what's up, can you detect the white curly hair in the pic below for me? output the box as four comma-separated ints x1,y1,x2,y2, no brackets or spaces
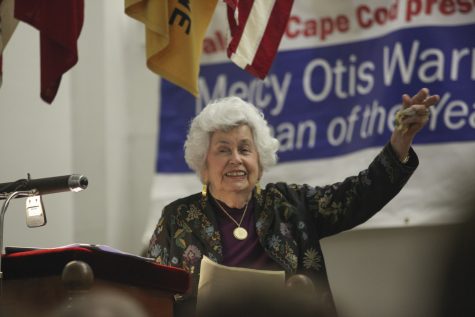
184,97,280,182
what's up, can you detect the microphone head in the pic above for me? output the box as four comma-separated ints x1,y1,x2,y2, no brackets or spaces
69,175,88,192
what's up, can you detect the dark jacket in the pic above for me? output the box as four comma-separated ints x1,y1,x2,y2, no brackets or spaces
146,143,418,311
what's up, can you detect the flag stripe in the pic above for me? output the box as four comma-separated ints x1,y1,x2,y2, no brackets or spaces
226,0,253,62
229,0,276,70
245,0,293,78
226,0,293,79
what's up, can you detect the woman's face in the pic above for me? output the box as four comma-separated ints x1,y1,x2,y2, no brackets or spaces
203,125,261,200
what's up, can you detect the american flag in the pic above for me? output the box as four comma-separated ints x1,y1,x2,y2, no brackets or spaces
225,0,294,79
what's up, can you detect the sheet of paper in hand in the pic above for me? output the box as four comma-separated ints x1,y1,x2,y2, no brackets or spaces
197,256,285,309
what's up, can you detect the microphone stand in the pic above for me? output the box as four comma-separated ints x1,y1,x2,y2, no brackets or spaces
0,190,37,295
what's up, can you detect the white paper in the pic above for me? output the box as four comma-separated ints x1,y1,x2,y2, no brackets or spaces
197,256,285,309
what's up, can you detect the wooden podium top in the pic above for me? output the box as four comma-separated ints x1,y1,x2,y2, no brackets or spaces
2,246,190,294
1,246,190,317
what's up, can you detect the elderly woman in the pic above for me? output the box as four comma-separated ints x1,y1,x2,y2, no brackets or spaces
146,88,439,315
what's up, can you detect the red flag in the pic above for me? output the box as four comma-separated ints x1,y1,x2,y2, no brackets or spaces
225,0,294,79
15,0,84,104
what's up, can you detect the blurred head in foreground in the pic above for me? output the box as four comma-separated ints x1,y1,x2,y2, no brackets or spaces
51,289,149,317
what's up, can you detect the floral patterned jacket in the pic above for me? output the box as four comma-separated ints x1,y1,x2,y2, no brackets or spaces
146,143,418,308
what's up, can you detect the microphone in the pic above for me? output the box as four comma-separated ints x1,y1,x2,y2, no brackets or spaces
0,174,88,197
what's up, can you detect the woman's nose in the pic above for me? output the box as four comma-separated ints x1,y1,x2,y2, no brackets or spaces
229,150,242,164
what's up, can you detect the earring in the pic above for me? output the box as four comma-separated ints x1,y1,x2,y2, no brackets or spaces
201,184,207,197
256,182,261,196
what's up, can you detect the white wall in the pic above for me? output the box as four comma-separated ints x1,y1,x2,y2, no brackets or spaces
68,0,159,253
0,2,459,317
0,22,75,248
0,0,157,253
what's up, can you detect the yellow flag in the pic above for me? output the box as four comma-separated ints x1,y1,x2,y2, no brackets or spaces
125,0,218,96
0,0,19,87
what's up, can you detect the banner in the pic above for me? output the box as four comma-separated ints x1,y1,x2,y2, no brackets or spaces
146,1,475,243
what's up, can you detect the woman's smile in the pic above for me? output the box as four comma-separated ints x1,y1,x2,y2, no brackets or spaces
225,170,247,178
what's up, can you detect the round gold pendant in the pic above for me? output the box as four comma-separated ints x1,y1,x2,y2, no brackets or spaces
233,227,248,240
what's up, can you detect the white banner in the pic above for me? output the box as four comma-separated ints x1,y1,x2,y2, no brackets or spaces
146,1,475,243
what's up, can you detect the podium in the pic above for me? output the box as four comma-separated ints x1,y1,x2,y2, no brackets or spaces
0,246,190,317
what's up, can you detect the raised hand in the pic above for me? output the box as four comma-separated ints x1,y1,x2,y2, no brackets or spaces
391,88,440,161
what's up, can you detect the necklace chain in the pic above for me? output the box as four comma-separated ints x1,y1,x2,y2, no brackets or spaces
213,198,249,228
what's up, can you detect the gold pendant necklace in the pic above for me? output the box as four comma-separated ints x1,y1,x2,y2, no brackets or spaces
214,198,249,240
232,227,248,240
